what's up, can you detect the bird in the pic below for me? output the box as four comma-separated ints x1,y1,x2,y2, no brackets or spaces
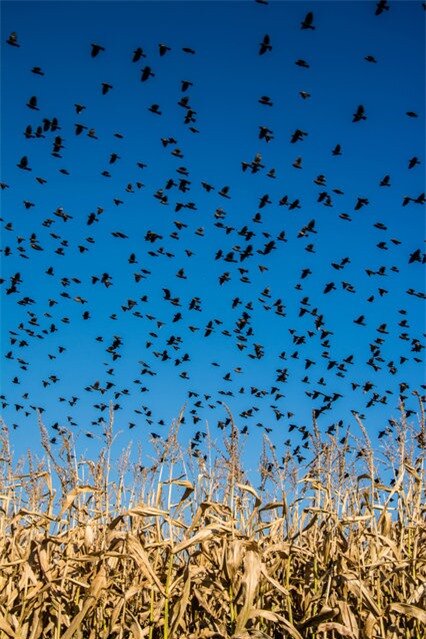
148,103,162,115
259,34,272,55
408,156,420,169
181,80,193,92
101,82,113,94
90,43,105,57
291,129,308,143
26,96,39,110
301,11,315,30
375,1,390,15
132,47,146,62
353,105,367,122
17,156,31,170
354,315,366,326
409,249,424,264
7,32,19,47
258,125,274,142
159,43,171,56
141,66,155,82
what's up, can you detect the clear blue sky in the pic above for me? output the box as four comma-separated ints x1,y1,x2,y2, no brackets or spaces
1,1,425,469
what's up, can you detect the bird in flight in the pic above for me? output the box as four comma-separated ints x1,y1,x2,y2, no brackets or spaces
259,34,272,55
7,32,19,46
353,104,367,122
91,43,105,57
301,11,315,30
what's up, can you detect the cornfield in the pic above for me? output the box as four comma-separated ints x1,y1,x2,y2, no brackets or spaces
0,404,425,639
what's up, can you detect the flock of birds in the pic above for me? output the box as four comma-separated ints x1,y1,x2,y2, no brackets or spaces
1,0,425,461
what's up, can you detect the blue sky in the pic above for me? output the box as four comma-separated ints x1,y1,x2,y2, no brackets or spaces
1,0,425,470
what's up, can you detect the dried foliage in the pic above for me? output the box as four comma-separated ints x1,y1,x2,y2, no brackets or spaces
0,404,425,638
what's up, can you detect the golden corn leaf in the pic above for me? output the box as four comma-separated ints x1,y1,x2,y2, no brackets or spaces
59,485,99,517
317,621,358,637
388,603,426,624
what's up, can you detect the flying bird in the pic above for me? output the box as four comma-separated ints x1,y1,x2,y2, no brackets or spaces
301,11,315,30
90,43,105,57
375,1,390,15
26,96,39,110
158,43,171,56
132,47,146,62
259,34,272,55
141,66,155,81
7,32,19,47
408,156,420,169
353,104,367,122
101,82,113,94
17,155,31,170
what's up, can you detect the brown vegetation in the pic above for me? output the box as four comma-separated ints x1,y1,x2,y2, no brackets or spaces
0,404,425,638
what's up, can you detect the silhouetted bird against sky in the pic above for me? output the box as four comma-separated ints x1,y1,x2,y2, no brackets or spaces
301,11,315,30
259,34,272,55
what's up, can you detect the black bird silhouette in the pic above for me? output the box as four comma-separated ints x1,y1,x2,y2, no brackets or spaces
259,125,274,142
375,1,390,15
408,156,420,169
17,155,31,171
159,43,171,56
26,95,39,110
295,59,310,68
181,80,193,92
291,129,308,143
7,32,19,46
353,104,367,122
409,249,425,264
301,11,315,30
132,47,145,62
90,43,105,57
141,66,155,82
101,82,113,94
354,315,366,326
148,104,162,115
259,34,272,55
